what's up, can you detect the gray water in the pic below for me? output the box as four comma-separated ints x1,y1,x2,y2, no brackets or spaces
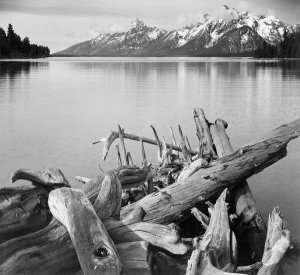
0,57,300,273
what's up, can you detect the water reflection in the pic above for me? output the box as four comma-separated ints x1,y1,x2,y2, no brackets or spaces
0,61,48,86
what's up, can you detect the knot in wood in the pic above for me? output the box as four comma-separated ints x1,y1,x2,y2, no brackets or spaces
93,246,109,258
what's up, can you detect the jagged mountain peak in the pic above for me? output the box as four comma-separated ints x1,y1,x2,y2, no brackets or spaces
130,18,146,29
55,5,298,57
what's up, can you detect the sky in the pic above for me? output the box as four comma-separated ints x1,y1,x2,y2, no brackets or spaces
0,0,299,53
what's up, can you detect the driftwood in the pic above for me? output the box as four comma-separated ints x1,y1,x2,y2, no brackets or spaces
48,188,122,275
0,185,51,243
258,207,291,275
210,118,267,262
0,168,71,243
121,118,300,224
0,113,298,274
93,128,198,161
186,189,238,275
194,108,217,158
0,172,187,274
11,168,70,189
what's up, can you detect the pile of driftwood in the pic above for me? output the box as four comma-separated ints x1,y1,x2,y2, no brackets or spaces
0,108,299,275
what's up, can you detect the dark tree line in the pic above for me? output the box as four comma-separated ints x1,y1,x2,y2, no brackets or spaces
0,24,50,58
255,31,300,58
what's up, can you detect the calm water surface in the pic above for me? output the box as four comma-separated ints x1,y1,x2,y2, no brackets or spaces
0,57,300,273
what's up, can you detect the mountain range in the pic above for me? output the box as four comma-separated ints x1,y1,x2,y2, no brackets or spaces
54,5,300,57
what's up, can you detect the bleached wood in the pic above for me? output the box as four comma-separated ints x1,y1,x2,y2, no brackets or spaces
194,108,217,158
93,129,197,161
210,117,267,261
177,158,208,182
11,167,70,188
48,188,121,275
258,207,291,275
186,189,240,275
0,185,51,243
121,118,300,224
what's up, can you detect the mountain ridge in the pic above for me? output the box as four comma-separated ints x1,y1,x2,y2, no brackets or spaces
54,5,299,57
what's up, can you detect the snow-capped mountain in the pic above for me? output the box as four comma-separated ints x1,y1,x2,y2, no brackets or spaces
55,6,298,57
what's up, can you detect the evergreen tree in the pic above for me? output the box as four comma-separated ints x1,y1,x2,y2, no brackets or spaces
0,24,50,58
0,27,9,56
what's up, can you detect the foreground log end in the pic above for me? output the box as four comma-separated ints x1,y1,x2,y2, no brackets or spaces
258,206,291,275
48,188,122,275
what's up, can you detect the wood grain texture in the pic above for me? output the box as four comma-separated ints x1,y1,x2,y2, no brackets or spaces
210,117,267,262
121,118,300,224
48,188,121,275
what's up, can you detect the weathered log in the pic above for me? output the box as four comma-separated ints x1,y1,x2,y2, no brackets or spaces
0,172,188,274
121,118,300,224
48,188,122,275
11,167,70,189
177,158,208,182
93,129,197,161
0,185,51,243
210,118,267,262
210,119,233,157
0,167,70,243
186,189,239,275
105,218,189,255
258,207,291,275
194,108,217,158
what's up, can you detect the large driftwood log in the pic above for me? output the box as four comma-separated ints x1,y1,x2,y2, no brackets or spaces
210,118,267,262
48,188,121,274
48,188,122,275
258,207,291,275
186,189,239,275
121,118,300,224
0,172,187,274
0,186,51,243
0,168,70,243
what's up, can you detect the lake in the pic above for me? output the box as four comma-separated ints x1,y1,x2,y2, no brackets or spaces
0,57,300,273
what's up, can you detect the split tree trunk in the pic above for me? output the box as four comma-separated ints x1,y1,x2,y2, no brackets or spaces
186,189,239,275
258,207,291,275
210,118,267,262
